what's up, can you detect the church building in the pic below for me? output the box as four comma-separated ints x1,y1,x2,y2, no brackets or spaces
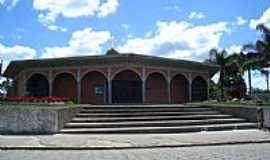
4,49,217,104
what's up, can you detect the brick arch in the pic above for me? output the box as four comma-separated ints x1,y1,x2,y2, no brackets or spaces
145,70,168,82
53,73,77,103
111,67,142,80
26,71,48,82
146,72,168,104
170,74,189,104
53,70,77,82
26,73,49,97
81,68,107,81
113,69,142,81
112,69,142,103
192,73,208,82
81,71,107,104
170,72,188,82
192,76,208,102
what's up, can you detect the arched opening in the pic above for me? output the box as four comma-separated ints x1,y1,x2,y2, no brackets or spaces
112,70,142,103
81,71,107,104
171,74,189,104
26,74,49,97
192,76,208,101
146,72,168,104
53,73,77,103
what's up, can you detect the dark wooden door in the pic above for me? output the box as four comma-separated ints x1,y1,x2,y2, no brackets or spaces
112,80,142,103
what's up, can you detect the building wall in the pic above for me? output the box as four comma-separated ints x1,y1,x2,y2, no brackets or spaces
16,74,25,96
53,73,77,103
145,72,168,104
18,63,209,104
81,72,107,104
171,75,189,104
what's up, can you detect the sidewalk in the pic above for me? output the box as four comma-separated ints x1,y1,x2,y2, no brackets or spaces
1,129,270,150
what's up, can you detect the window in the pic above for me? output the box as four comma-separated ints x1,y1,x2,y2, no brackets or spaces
95,85,104,95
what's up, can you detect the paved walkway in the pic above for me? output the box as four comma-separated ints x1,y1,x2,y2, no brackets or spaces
0,130,270,150
2,143,270,160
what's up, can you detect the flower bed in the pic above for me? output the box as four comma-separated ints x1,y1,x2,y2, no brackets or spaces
0,96,69,103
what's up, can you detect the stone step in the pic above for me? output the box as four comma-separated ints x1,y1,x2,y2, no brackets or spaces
60,123,257,134
80,105,206,110
80,107,213,113
71,114,234,123
65,118,246,128
75,111,220,117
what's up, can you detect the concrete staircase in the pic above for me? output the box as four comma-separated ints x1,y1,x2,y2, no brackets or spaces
59,105,257,134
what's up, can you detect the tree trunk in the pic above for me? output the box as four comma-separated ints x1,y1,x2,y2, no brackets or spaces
248,68,252,96
220,67,225,100
267,74,269,92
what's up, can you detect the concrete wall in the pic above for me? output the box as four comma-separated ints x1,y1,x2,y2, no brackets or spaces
210,106,259,123
263,108,270,129
198,105,270,130
0,106,80,135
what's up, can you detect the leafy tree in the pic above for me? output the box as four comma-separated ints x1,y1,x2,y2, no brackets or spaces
0,78,13,95
208,49,227,99
209,80,220,99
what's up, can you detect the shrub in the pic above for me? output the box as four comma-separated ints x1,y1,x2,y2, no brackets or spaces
0,96,70,103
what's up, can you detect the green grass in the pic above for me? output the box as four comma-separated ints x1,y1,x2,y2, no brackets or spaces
191,101,270,108
0,102,76,109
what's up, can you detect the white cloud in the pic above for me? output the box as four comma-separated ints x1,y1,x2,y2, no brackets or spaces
236,16,247,25
164,5,181,12
226,45,242,54
0,42,36,70
41,28,112,58
118,20,230,61
33,0,119,27
127,34,133,38
98,0,119,17
0,0,20,10
47,25,67,32
0,0,4,5
243,70,268,90
121,24,130,30
250,7,270,29
189,11,205,20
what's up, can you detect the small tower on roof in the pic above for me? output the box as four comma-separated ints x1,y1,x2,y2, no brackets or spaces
106,48,119,55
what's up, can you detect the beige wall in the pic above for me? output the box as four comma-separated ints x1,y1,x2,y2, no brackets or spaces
16,74,24,96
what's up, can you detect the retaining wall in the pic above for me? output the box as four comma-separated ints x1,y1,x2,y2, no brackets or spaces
0,106,80,134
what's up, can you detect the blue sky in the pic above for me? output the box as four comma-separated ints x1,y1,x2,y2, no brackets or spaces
0,0,270,89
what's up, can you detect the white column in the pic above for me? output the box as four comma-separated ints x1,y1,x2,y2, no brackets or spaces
207,74,210,100
188,73,192,102
108,67,112,104
77,68,81,104
23,72,26,96
142,67,146,103
167,70,171,104
48,70,53,96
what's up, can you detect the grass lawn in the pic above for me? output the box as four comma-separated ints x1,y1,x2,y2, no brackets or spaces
191,101,270,108
0,102,76,109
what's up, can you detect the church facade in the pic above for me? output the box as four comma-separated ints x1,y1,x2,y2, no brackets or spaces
4,50,217,104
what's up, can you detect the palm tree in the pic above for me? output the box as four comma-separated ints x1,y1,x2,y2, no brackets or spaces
225,51,257,98
256,24,270,65
261,69,270,92
256,24,270,92
209,49,227,99
241,44,263,96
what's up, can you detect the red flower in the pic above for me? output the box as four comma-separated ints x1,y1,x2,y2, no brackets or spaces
0,96,69,103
